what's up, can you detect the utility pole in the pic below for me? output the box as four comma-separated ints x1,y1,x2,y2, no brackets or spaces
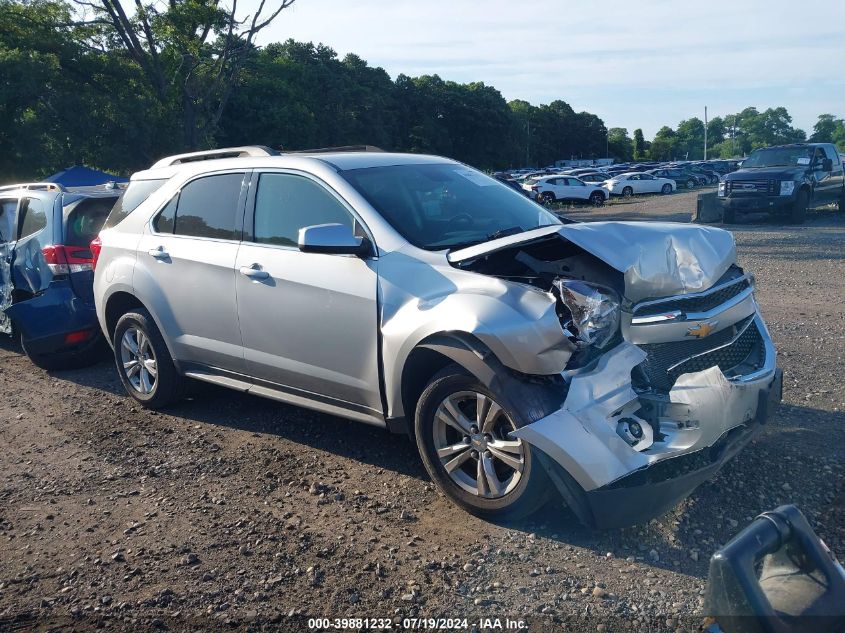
704,106,708,160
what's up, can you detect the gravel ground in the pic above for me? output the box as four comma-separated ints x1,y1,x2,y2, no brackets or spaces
1,189,843,632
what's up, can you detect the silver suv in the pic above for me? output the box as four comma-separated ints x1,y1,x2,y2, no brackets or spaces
93,146,782,527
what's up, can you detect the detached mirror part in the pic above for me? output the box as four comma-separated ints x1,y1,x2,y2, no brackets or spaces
704,505,845,633
297,223,370,256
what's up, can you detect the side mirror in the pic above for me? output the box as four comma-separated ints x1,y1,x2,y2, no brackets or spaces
821,158,833,172
298,223,370,256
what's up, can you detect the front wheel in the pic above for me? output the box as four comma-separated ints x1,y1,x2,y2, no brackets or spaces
622,186,634,198
113,308,184,408
588,191,605,206
789,189,808,224
415,366,550,521
661,183,673,195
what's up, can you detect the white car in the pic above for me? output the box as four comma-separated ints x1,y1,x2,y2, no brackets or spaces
522,175,608,206
604,172,676,197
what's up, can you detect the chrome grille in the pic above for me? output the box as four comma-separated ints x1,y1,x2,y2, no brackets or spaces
636,317,765,391
634,268,750,317
727,179,776,195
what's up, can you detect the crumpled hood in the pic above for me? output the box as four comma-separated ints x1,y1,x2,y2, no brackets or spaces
558,221,737,302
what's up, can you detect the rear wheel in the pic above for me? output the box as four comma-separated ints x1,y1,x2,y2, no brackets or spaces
789,189,809,224
661,183,672,195
686,179,696,189
113,308,184,408
588,191,605,206
539,191,555,205
415,366,550,521
622,186,633,198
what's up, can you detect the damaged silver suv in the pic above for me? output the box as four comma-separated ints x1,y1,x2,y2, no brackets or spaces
93,146,782,527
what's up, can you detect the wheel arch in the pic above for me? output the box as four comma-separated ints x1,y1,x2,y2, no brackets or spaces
399,332,567,438
103,292,178,363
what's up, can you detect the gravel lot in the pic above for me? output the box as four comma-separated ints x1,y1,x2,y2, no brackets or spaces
1,189,843,632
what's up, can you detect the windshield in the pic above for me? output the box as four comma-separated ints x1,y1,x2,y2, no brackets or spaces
340,163,560,250
742,147,813,168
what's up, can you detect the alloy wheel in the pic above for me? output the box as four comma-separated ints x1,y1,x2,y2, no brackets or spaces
120,327,158,395
432,391,525,498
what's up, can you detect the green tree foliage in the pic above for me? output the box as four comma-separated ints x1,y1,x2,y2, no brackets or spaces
607,128,633,162
810,114,845,150
1,0,842,182
633,128,646,160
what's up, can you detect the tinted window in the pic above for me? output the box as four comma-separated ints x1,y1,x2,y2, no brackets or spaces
17,197,48,240
154,196,177,233
0,199,16,243
65,197,117,247
171,173,244,240
253,173,353,247
104,179,167,229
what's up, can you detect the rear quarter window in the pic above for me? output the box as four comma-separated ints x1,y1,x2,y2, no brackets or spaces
104,179,167,229
65,197,118,248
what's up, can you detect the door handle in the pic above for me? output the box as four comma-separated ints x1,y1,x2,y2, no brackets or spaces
148,246,169,259
239,263,269,280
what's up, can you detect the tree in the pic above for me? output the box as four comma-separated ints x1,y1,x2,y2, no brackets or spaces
607,128,633,162
648,126,678,161
70,0,295,149
633,128,646,160
676,118,705,160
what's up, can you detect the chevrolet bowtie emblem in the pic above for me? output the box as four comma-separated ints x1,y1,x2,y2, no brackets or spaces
686,320,719,339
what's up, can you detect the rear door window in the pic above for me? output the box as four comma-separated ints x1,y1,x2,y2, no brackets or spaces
17,197,48,240
155,173,245,240
65,197,118,248
104,179,167,229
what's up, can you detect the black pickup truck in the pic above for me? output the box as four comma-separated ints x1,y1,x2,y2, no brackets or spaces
718,143,845,223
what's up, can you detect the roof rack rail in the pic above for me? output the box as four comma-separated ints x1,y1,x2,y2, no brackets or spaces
289,145,384,154
0,182,66,193
149,145,280,169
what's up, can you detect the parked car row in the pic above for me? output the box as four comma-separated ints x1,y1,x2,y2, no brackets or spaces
1,146,783,530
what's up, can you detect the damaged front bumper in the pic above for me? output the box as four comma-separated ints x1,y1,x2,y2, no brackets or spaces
511,314,782,528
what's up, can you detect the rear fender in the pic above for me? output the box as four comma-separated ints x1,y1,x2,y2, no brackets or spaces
5,283,94,342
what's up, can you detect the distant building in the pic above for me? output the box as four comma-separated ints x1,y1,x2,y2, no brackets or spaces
554,158,614,168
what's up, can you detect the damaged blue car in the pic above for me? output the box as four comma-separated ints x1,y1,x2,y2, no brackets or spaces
0,182,122,369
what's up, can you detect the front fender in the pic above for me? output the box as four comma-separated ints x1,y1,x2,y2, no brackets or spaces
379,254,574,418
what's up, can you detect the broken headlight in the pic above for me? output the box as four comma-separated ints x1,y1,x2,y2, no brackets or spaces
554,279,621,350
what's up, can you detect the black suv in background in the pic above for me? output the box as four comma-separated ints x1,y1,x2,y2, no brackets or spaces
719,143,845,223
0,182,121,368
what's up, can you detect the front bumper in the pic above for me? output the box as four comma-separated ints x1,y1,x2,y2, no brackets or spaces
719,195,793,213
512,316,781,528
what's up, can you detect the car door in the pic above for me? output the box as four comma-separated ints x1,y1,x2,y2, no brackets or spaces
564,178,590,200
638,173,659,192
136,171,248,373
819,145,844,204
627,174,642,193
235,170,382,416
0,197,19,334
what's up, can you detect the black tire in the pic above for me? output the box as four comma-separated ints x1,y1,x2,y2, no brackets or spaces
686,179,696,189
622,186,633,198
113,308,184,408
415,365,550,521
22,336,106,371
838,195,845,214
789,189,809,224
723,207,737,224
539,191,555,205
661,183,672,195
588,191,604,206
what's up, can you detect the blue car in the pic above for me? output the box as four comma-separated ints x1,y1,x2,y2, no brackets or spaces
0,182,121,369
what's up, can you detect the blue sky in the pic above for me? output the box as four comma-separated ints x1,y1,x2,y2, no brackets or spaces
250,0,845,139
